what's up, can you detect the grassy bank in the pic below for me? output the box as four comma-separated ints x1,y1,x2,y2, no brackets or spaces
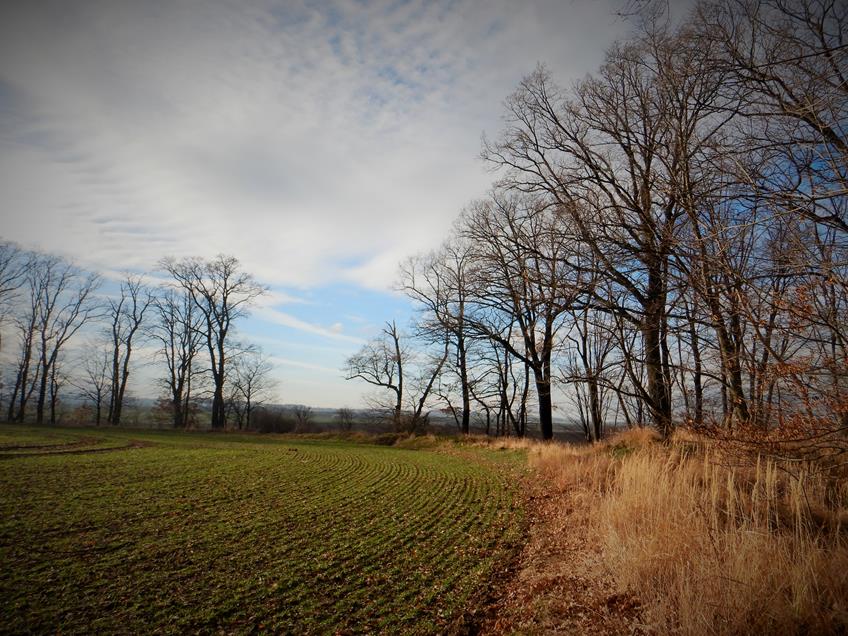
500,428,848,634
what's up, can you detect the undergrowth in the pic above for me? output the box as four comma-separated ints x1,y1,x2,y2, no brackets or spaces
481,427,848,635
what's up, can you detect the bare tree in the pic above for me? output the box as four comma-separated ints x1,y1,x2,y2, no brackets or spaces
292,404,313,432
106,275,153,425
0,240,25,351
481,19,731,438
695,0,848,431
562,286,621,442
405,333,451,433
344,321,405,426
699,0,848,235
162,255,264,429
400,237,476,433
469,334,532,437
148,286,204,429
228,346,276,430
71,346,111,426
47,352,70,425
6,253,43,422
30,255,100,424
336,407,355,431
459,193,581,440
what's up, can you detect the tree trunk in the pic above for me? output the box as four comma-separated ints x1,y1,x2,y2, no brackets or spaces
49,373,59,426
211,341,226,429
16,363,38,423
172,384,183,429
458,336,471,435
7,364,24,422
35,358,48,425
685,301,704,426
727,310,750,423
643,265,672,438
108,340,120,424
519,359,530,437
113,362,130,426
212,386,225,429
532,363,554,440
393,323,403,430
183,368,192,429
587,377,602,442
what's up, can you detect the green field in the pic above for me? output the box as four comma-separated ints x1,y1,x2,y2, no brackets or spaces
0,426,525,634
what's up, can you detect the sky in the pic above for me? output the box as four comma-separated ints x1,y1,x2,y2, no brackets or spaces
0,0,647,408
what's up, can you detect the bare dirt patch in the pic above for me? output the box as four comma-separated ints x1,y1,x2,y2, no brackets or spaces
480,474,644,635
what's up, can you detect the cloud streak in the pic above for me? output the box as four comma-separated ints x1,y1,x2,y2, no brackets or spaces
253,306,364,345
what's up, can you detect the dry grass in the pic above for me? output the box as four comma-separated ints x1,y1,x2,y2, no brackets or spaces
484,428,848,634
475,434,644,635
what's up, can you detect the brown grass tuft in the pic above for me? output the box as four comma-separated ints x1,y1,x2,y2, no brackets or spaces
516,428,848,635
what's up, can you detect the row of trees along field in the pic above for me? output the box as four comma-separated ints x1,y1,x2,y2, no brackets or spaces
346,0,848,443
0,250,275,430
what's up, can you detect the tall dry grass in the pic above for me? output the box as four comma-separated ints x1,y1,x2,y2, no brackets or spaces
521,429,848,635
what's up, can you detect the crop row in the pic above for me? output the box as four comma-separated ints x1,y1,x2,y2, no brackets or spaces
0,429,523,634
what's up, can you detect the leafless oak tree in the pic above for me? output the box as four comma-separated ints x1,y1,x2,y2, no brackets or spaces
400,237,475,433
344,321,405,426
148,286,204,428
227,346,276,430
459,193,581,439
106,275,153,425
72,346,110,426
162,255,264,429
29,255,100,424
0,241,24,352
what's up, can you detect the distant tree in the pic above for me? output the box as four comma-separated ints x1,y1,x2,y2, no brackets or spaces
344,321,405,427
400,237,476,433
0,240,25,351
344,319,452,433
30,255,100,424
71,346,111,426
47,353,69,426
404,334,451,433
148,287,204,429
106,275,153,426
150,395,175,428
560,263,620,442
6,253,43,422
228,346,276,430
469,332,532,437
162,255,265,429
293,405,313,432
459,193,581,440
336,407,355,431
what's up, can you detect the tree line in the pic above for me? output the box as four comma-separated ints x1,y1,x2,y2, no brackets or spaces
346,0,848,442
0,249,275,429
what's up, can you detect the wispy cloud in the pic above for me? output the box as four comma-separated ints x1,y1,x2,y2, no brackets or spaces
0,0,647,407
0,0,634,288
253,306,364,345
267,355,339,375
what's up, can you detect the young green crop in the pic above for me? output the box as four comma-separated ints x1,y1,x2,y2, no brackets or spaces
0,426,524,634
